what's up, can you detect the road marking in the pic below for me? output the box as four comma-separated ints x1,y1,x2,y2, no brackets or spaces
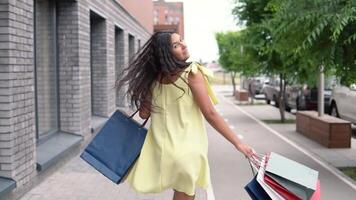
207,185,216,200
220,95,356,191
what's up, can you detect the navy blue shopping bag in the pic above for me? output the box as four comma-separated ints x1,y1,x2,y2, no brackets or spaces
245,175,272,200
80,109,149,184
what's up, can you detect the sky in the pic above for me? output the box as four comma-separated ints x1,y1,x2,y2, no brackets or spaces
165,0,242,63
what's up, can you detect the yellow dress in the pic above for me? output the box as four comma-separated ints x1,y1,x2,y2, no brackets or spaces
126,62,219,196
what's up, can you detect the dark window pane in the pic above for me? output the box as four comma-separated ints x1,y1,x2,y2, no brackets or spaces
35,0,58,137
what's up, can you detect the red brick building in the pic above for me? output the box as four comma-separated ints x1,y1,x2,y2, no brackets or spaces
117,0,154,33
153,0,185,38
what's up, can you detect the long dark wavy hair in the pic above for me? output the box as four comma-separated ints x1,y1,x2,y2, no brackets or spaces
115,30,191,113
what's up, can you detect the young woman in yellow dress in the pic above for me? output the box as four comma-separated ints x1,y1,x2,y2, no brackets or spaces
116,30,255,200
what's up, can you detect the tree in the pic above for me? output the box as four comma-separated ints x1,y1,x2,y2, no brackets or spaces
215,31,258,96
268,0,356,115
232,0,356,119
271,0,356,84
232,0,296,122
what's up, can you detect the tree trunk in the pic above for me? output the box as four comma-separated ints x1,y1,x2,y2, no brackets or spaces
223,71,226,84
248,77,254,104
279,73,286,122
231,72,236,96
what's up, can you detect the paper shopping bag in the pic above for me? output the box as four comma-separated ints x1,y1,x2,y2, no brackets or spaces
245,175,272,200
264,174,301,200
80,109,148,184
310,179,321,200
265,152,319,200
256,155,285,200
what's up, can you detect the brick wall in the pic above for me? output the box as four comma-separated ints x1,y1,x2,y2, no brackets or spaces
90,14,109,117
0,0,151,197
87,0,151,110
57,0,91,136
0,0,36,188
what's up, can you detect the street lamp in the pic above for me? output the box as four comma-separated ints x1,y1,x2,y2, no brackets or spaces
318,65,324,116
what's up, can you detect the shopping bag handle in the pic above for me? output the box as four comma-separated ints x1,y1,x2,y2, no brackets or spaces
247,158,257,177
129,109,150,128
246,152,266,177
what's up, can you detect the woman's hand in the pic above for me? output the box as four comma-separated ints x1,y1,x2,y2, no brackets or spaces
235,142,255,158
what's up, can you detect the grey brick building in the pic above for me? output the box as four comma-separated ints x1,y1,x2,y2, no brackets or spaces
0,0,153,199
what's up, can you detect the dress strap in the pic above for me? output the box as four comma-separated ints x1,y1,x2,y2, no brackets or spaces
184,62,219,105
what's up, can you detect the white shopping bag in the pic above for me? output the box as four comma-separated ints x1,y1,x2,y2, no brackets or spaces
256,155,285,200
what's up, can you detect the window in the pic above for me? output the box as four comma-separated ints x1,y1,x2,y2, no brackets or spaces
34,0,59,139
128,34,135,63
115,27,125,107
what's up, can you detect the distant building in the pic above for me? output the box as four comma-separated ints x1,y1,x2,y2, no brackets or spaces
153,0,184,38
0,0,152,199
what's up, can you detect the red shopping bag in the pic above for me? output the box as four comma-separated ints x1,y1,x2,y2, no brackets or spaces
264,174,301,200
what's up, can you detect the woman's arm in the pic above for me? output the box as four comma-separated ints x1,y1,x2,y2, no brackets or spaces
188,70,253,157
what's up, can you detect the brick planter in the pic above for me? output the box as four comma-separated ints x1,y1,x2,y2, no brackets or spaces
296,111,351,148
235,89,249,101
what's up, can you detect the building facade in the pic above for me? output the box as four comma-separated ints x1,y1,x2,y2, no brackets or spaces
153,0,184,38
0,0,152,199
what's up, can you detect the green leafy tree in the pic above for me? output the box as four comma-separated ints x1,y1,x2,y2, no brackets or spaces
233,0,356,120
215,31,258,95
233,0,295,122
270,0,356,86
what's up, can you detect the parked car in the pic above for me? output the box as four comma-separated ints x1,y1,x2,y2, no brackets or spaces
242,76,270,98
249,76,270,96
285,85,332,112
261,78,281,106
329,84,356,123
284,84,300,111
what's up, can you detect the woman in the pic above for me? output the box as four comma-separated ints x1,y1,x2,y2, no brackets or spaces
116,30,254,200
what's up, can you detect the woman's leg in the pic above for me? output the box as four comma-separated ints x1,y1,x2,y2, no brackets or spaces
172,189,195,200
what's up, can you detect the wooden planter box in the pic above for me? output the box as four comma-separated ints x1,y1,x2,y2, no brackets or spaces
296,111,351,148
235,89,249,101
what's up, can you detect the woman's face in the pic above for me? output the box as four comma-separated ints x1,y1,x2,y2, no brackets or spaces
170,33,190,61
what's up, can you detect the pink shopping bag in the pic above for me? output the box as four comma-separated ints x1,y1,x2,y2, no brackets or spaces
310,179,321,200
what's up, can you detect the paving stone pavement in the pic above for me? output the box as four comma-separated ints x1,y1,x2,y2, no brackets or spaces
19,154,207,200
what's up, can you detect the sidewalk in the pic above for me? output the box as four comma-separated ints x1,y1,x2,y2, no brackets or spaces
18,121,209,199
19,150,208,200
